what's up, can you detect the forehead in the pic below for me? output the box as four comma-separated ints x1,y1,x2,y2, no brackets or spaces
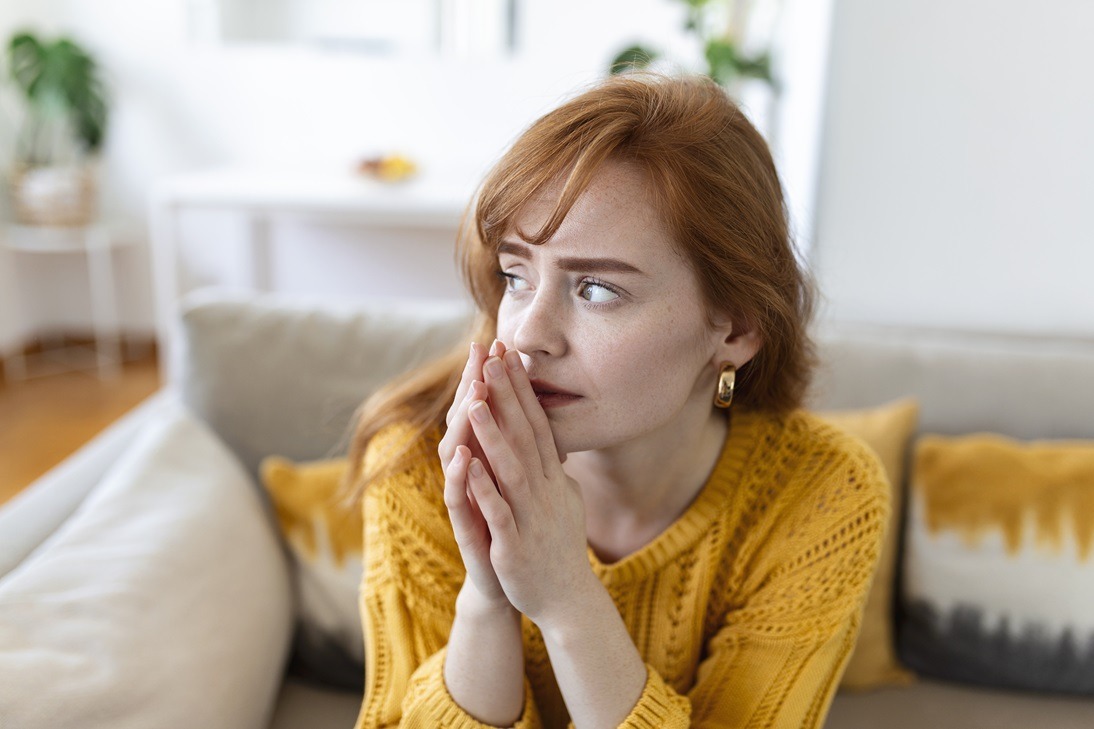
502,160,681,266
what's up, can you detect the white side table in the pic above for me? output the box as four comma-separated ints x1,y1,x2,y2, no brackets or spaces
1,222,128,382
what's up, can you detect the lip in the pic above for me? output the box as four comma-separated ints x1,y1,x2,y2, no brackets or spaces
528,378,581,397
535,392,582,409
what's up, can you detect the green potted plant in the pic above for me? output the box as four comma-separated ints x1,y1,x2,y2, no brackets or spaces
609,0,779,97
5,30,109,226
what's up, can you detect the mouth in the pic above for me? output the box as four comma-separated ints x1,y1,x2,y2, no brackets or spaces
529,379,580,397
529,379,582,408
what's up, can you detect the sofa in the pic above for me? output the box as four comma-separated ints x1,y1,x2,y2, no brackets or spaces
1,287,1092,728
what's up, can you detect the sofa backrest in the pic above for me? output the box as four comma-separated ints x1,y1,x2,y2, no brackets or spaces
178,288,1094,486
178,288,475,484
807,321,1094,441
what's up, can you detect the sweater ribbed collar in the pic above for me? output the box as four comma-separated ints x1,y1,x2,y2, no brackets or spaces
586,407,773,585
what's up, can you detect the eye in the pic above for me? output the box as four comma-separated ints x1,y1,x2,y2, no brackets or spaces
578,279,621,305
497,270,529,292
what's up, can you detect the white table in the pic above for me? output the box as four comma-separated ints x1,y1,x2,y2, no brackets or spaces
148,165,475,386
1,222,128,382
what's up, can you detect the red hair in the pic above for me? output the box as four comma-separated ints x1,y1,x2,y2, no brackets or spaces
340,71,818,509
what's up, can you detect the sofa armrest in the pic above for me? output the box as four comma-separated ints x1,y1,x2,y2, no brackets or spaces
0,388,181,579
0,403,294,729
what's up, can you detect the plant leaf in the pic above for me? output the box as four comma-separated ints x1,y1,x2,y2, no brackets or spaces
608,44,659,75
6,31,109,156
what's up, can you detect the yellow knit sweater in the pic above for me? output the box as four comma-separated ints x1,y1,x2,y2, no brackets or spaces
353,406,891,728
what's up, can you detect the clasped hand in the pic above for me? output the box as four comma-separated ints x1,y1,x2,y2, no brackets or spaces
437,340,590,628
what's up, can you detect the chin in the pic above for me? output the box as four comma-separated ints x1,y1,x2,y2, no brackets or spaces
549,422,632,457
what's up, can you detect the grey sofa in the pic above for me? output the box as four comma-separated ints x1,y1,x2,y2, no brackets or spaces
1,287,1092,728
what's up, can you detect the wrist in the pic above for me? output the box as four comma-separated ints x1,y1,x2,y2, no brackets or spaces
457,581,520,622
535,569,604,641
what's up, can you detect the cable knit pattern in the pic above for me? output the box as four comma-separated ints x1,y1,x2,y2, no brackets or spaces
352,406,891,728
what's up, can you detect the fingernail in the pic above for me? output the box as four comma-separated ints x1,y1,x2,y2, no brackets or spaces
453,446,465,464
504,350,521,371
485,357,503,377
470,459,484,477
470,400,489,423
489,339,499,356
469,341,476,358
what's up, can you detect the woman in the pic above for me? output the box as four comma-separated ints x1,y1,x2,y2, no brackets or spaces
343,71,891,728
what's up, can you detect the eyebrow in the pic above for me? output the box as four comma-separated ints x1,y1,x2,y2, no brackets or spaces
497,240,647,276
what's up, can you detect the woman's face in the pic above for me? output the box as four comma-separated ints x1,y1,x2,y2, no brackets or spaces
494,160,739,455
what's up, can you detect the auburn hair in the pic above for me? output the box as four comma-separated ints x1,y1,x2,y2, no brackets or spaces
338,71,819,511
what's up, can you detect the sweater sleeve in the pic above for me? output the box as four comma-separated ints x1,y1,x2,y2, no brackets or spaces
612,441,893,728
352,424,544,729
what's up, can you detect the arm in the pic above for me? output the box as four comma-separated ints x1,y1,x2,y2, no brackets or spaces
353,424,543,729
457,347,661,727
439,340,530,724
444,583,526,726
537,572,668,729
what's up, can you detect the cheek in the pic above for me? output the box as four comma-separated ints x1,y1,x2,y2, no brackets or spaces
594,321,707,407
494,303,515,344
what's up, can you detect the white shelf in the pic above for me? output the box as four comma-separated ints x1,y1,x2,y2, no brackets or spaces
148,164,475,388
150,164,474,228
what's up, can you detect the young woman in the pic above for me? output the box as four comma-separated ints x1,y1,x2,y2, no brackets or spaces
344,71,891,728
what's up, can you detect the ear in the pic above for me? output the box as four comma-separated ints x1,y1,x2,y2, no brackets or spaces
709,317,761,371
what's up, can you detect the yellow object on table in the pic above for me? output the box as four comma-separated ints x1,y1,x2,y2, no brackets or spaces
357,154,418,182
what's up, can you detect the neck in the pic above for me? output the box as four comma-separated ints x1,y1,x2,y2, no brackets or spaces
563,403,730,545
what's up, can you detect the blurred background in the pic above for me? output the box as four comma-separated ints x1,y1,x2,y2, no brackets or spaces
1,0,1092,504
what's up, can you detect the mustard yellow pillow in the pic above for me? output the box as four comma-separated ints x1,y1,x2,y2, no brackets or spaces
259,455,364,688
817,397,920,692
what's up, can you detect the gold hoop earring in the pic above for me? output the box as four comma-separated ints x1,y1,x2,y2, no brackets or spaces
714,363,736,409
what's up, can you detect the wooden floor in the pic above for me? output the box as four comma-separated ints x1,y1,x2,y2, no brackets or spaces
0,341,162,509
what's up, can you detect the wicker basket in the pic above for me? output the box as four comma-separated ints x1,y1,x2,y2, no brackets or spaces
8,163,98,227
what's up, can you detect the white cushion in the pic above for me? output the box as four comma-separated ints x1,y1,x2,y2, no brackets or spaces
0,405,294,729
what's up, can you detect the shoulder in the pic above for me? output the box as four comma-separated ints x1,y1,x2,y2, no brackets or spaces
362,420,464,595
764,408,892,518
805,408,891,513
362,420,447,507
732,409,893,625
737,407,892,569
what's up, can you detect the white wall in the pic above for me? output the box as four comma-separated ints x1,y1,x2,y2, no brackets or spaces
813,0,1094,337
0,0,829,353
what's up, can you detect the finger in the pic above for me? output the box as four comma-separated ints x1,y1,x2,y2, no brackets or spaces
444,445,486,548
467,456,518,544
446,341,486,427
439,378,485,466
482,354,543,475
503,348,567,468
463,381,500,482
440,380,500,482
468,399,532,519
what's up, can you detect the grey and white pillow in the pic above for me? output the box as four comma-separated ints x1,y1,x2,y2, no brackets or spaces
898,432,1094,695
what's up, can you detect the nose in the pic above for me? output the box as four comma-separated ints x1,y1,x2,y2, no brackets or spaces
511,286,568,359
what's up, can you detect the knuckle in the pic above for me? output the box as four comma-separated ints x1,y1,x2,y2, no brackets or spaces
443,453,462,477
443,487,464,510
481,501,503,523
